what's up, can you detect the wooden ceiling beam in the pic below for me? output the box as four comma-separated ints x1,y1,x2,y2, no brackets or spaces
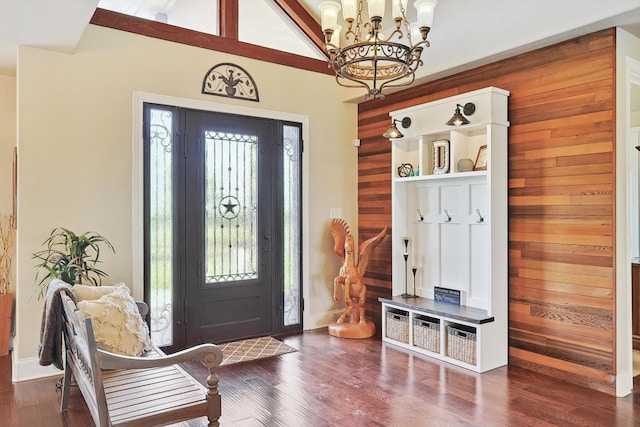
219,0,238,40
90,8,332,75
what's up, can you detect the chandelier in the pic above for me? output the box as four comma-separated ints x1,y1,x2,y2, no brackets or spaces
319,0,438,100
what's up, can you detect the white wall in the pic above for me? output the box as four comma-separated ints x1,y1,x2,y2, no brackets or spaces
13,25,358,381
615,27,640,397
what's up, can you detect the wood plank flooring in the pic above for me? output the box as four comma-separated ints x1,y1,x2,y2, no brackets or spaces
3,329,640,426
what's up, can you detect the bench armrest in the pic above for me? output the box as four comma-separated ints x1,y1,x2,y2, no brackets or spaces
98,343,223,370
135,301,149,317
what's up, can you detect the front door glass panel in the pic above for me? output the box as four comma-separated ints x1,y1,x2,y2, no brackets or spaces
149,107,174,347
205,131,258,283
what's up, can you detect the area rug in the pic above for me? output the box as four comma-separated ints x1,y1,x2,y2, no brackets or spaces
217,336,297,366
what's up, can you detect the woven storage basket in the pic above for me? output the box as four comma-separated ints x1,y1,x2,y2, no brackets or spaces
413,317,440,353
385,310,409,343
446,324,477,365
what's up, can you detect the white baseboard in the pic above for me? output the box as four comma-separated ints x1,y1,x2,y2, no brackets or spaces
304,309,342,330
616,367,633,397
12,355,62,382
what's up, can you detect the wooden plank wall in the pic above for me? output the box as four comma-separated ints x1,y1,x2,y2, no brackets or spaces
358,29,616,394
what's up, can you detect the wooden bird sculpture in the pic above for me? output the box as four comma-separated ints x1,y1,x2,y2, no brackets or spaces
329,218,389,338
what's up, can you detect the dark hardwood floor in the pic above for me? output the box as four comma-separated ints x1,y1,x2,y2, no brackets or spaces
3,329,640,426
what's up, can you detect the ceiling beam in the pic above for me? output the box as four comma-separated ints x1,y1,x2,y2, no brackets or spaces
90,8,332,75
219,0,238,40
271,0,328,60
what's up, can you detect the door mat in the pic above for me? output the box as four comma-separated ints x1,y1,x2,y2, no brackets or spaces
217,336,297,366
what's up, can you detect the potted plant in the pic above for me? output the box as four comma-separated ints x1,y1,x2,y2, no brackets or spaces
32,227,115,300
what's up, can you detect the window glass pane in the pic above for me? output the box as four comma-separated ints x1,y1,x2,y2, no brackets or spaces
205,131,258,283
149,107,174,347
98,0,219,36
283,124,301,326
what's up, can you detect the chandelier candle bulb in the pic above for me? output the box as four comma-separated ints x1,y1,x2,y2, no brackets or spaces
368,0,385,20
341,0,357,22
319,1,341,32
415,0,437,30
392,0,409,21
331,25,342,48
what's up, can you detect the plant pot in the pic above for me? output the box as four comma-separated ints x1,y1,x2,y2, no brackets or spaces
0,293,13,356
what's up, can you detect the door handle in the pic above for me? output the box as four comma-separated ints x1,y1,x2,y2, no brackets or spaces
261,233,271,252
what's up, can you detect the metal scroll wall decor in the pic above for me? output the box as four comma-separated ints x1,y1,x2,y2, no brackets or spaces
202,63,260,102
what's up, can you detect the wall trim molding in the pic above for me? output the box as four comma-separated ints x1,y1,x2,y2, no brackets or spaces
12,355,59,382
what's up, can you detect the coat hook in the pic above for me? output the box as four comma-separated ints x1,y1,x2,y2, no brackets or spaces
476,208,484,223
444,209,452,223
417,209,424,222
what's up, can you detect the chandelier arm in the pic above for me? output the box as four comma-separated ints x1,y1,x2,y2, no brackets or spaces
335,73,374,93
378,68,417,93
381,29,404,43
344,29,356,42
378,47,425,93
330,54,373,93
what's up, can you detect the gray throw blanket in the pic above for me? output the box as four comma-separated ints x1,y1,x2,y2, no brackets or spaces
38,280,74,369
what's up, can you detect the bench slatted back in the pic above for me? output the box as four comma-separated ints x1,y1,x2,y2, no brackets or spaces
60,291,111,426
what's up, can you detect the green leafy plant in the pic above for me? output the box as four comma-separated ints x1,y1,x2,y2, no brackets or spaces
32,227,115,300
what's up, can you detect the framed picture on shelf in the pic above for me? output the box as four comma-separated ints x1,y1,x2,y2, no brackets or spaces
474,145,487,171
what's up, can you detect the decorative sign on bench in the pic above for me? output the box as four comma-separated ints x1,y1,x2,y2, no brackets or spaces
434,287,461,305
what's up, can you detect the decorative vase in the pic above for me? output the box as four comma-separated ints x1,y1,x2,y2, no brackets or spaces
457,158,474,172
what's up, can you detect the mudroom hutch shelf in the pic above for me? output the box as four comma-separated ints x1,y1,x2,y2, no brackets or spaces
380,87,510,373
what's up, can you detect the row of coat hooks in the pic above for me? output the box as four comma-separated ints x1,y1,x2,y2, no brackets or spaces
417,208,485,224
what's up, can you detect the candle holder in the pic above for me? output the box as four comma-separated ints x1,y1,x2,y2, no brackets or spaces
401,237,411,298
412,266,418,297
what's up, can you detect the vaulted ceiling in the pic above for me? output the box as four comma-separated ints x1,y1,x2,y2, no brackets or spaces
2,0,640,88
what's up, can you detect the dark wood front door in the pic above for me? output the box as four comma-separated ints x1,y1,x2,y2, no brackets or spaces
144,103,303,351
183,110,275,345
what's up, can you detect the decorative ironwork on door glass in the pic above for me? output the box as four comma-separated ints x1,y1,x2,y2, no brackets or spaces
205,131,258,283
149,108,174,347
283,125,301,326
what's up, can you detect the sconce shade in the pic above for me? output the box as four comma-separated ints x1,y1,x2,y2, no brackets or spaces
446,102,476,126
383,117,412,139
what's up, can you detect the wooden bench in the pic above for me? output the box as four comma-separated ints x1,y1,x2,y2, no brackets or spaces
59,290,223,426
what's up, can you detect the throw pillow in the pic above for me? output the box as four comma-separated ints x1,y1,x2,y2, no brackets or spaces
76,284,153,356
73,283,126,301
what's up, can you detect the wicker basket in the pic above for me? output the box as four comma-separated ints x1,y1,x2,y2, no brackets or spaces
413,317,440,353
446,324,477,365
385,310,409,343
